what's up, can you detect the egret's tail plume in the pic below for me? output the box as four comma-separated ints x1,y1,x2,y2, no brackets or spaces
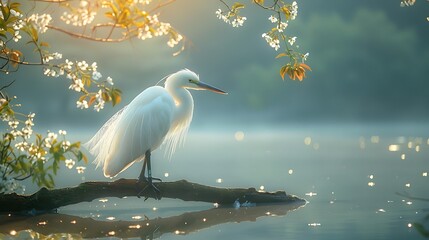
84,106,126,171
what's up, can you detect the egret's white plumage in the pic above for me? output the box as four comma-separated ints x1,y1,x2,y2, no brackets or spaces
85,69,226,178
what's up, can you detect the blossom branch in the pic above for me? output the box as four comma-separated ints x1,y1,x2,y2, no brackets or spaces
46,25,131,42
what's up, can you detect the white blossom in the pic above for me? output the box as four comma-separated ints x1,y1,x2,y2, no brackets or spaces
303,52,309,62
21,127,33,139
8,120,19,129
62,140,71,150
44,132,58,148
106,76,114,85
65,59,74,69
15,142,28,152
69,79,84,92
91,62,98,71
92,71,102,80
290,1,298,20
94,100,105,112
277,21,288,32
167,34,183,47
13,31,21,42
288,36,297,46
400,0,415,7
27,14,52,33
59,130,67,135
77,61,88,71
65,159,75,169
76,166,86,174
61,8,96,26
215,9,223,19
76,100,89,109
269,15,278,23
232,16,247,28
262,33,280,51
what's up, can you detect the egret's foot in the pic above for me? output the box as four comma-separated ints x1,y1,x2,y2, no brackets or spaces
137,177,162,200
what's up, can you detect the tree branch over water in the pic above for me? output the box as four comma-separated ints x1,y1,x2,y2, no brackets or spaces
0,179,304,213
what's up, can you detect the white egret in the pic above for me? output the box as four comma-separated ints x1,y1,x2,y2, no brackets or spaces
85,69,226,197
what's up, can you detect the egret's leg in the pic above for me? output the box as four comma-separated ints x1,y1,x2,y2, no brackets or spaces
146,151,162,182
137,150,161,200
138,157,147,183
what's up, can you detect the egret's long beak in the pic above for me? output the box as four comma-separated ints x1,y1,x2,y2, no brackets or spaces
196,81,228,95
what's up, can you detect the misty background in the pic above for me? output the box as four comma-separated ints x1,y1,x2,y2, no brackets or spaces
4,0,429,131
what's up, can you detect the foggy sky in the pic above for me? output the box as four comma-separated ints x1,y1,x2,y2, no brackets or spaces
4,0,429,130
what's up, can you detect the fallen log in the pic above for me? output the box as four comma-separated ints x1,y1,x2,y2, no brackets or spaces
0,179,304,213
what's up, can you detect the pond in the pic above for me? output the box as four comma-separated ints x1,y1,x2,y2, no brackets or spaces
1,125,428,239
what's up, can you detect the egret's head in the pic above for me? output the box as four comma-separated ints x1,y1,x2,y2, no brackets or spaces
165,69,227,94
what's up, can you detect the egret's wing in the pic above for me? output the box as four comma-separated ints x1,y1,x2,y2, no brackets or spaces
102,87,175,177
84,106,127,168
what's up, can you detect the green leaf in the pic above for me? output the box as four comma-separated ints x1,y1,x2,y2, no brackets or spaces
53,161,58,175
1,5,10,21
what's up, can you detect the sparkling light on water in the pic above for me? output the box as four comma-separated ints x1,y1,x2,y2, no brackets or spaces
128,225,141,229
304,137,312,145
234,131,245,141
388,145,400,152
370,136,380,143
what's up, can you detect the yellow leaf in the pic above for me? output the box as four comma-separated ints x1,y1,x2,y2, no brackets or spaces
102,92,111,102
275,53,288,59
112,93,121,106
299,63,312,71
232,2,245,11
88,96,96,106
78,94,87,102
117,8,130,24
253,0,264,4
281,6,291,19
279,65,288,80
104,12,114,19
82,153,88,164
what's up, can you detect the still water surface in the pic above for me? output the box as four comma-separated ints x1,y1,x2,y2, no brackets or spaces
1,125,428,239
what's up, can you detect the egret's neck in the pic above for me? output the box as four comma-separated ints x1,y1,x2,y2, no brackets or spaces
166,85,194,128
